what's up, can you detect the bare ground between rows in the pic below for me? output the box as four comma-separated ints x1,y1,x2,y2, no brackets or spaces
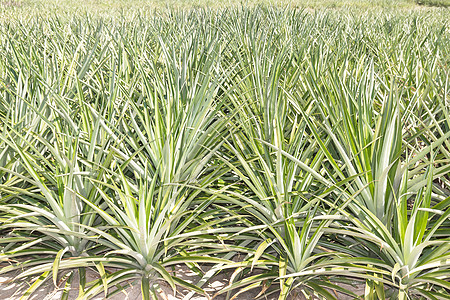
0,264,365,300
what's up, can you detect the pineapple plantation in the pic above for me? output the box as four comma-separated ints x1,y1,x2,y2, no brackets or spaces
0,1,449,299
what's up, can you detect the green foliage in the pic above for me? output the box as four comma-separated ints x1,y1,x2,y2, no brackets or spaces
416,0,450,7
0,5,449,300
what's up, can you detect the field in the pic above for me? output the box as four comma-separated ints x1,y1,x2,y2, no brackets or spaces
0,0,449,299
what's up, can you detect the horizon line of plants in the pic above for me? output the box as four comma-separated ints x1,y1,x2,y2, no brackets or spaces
0,7,449,300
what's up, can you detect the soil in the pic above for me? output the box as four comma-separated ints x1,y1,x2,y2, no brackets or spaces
0,265,365,300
